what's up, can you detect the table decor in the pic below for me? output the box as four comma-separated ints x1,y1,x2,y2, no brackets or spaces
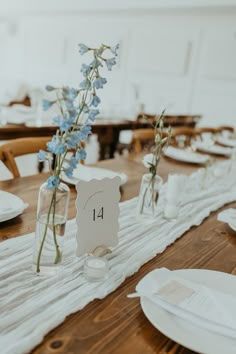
75,177,121,256
137,111,171,218
1,158,236,354
34,43,118,274
135,268,236,354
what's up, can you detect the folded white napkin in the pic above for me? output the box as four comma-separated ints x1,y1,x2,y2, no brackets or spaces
136,268,236,340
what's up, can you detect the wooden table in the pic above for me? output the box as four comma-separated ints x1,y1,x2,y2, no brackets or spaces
0,114,201,160
0,120,149,160
1,156,236,354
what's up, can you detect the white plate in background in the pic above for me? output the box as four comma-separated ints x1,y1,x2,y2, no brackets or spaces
138,269,236,354
0,191,27,222
217,136,236,148
164,146,210,164
193,141,233,156
61,164,128,186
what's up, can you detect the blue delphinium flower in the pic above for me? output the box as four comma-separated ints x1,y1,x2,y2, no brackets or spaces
90,58,102,69
110,44,119,56
38,150,48,162
56,115,74,132
88,109,99,121
76,148,87,161
42,99,54,111
90,95,101,107
47,136,66,154
81,64,91,77
66,131,82,148
105,57,116,71
93,77,107,89
80,79,91,90
62,87,77,101
47,176,60,189
80,125,92,140
78,43,89,55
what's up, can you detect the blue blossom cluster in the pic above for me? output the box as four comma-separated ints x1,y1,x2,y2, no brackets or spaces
39,43,119,189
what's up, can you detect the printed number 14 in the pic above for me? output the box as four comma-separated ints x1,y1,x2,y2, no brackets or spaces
93,207,104,221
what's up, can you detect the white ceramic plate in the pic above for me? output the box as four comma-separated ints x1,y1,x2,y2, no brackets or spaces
0,191,27,222
164,146,210,164
217,136,236,148
193,141,233,156
138,269,236,354
61,165,128,186
25,120,53,127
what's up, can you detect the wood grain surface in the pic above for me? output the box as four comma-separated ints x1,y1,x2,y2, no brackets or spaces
1,156,236,354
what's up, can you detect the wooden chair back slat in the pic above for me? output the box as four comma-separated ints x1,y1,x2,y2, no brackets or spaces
1,137,50,178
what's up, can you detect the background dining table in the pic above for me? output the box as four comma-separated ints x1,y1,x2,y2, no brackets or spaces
1,155,236,354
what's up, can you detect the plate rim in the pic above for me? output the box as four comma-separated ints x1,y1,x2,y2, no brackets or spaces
61,166,128,186
140,268,236,354
164,147,209,164
0,191,26,222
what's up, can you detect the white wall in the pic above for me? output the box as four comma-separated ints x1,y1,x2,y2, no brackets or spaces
1,0,236,126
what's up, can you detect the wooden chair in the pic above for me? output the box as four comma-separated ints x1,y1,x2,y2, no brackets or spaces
130,129,155,154
218,126,234,133
171,127,197,147
1,137,50,178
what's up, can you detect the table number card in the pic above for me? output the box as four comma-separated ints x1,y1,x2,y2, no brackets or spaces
75,177,121,256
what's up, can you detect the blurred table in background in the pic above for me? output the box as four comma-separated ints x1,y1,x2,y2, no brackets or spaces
0,115,202,160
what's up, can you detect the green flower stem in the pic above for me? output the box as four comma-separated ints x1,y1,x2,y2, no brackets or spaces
36,190,56,273
140,174,156,214
52,188,62,264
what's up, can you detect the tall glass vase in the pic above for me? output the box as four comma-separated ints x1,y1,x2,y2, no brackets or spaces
137,173,163,219
33,181,70,276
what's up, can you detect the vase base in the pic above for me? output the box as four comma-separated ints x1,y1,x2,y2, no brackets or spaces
32,263,61,276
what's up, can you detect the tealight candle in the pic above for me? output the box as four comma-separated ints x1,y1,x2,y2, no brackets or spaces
83,256,109,281
164,204,179,220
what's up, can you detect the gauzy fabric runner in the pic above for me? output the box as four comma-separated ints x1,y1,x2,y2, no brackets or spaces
1,159,236,354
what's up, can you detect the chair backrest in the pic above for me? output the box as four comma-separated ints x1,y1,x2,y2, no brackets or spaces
171,127,197,147
131,128,155,154
218,126,234,133
1,137,50,178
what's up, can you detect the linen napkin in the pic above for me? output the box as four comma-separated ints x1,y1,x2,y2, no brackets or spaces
135,268,236,340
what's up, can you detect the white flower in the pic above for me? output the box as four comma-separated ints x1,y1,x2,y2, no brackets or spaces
143,153,155,168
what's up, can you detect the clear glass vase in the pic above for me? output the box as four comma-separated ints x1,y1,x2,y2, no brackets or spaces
33,181,70,276
137,173,163,219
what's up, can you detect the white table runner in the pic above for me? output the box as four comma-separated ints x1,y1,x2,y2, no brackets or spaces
1,159,236,354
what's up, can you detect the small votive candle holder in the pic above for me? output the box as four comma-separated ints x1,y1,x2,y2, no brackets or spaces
83,256,109,282
164,204,179,220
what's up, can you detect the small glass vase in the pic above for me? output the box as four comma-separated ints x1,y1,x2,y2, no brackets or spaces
137,173,163,219
33,181,70,276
